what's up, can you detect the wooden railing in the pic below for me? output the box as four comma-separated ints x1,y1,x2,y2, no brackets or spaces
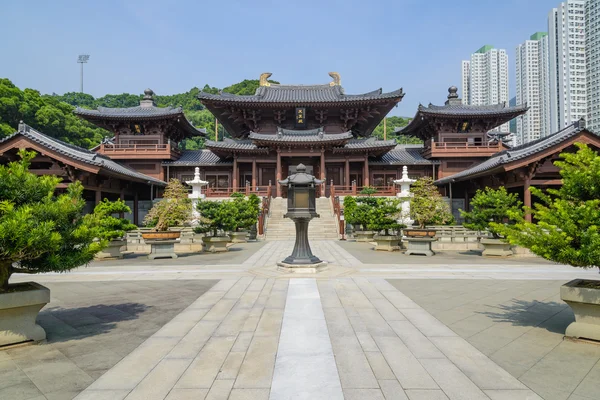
99,143,181,158
423,140,502,157
330,182,395,197
258,185,272,236
205,183,273,198
331,195,344,237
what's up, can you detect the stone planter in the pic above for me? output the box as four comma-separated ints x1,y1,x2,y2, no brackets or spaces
561,279,600,342
0,282,50,347
480,238,513,257
94,239,126,260
202,236,231,253
230,231,248,243
141,231,181,240
404,229,437,238
405,236,437,256
355,231,376,242
146,239,178,260
373,235,403,252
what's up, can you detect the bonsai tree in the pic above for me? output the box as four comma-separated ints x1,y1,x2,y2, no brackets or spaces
493,143,600,267
229,193,260,232
367,198,404,236
0,150,102,291
144,179,192,231
194,200,236,237
359,186,377,196
410,177,453,229
461,187,523,238
344,196,378,231
91,199,137,241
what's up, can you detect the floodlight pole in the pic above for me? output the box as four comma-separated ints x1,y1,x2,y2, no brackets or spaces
77,55,90,93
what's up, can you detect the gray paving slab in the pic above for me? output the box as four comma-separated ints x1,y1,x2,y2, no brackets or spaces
378,379,409,400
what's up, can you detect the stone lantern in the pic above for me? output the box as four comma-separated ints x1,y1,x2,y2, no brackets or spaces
186,167,208,222
394,166,416,227
276,164,327,273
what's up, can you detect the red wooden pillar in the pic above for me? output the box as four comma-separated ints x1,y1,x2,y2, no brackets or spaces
232,156,238,191
276,149,282,197
95,190,102,205
252,158,257,189
364,154,370,186
321,149,326,197
133,192,139,226
345,157,350,187
524,180,532,222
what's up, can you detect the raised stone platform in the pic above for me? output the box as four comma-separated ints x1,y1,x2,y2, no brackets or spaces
276,261,328,274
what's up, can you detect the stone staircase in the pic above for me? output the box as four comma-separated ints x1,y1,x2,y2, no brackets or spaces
265,197,339,241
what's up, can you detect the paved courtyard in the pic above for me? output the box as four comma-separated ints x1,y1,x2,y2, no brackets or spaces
2,240,599,400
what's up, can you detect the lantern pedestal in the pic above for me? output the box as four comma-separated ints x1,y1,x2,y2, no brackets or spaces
277,216,327,273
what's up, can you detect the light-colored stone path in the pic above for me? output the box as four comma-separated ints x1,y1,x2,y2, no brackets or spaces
8,240,600,400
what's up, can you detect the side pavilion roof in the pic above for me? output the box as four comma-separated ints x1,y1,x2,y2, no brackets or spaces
435,119,599,185
0,122,166,186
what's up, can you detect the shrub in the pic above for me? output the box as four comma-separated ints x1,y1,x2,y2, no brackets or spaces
229,193,260,232
91,199,137,241
367,198,404,235
461,187,523,238
143,179,191,231
493,143,600,267
359,186,377,196
0,150,102,291
410,177,453,228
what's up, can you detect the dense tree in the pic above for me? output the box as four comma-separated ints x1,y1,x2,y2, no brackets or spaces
372,116,421,144
494,143,600,268
461,187,523,238
0,150,103,291
410,177,454,228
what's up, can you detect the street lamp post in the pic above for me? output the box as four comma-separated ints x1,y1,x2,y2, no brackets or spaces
77,55,90,93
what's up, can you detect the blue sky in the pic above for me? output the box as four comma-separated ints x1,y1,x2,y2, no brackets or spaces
1,0,556,117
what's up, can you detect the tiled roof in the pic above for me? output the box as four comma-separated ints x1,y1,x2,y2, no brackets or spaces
435,120,590,185
1,123,166,186
249,128,353,143
163,150,232,166
198,84,404,104
340,138,397,149
75,105,183,118
370,145,439,165
418,102,529,117
205,139,269,153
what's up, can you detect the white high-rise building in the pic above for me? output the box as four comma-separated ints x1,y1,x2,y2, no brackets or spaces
461,45,510,132
461,60,470,103
515,32,551,145
548,0,587,133
586,0,600,132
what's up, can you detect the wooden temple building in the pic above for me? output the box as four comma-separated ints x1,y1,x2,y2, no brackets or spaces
2,72,599,224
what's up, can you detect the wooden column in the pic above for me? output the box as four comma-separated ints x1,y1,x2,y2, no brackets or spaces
133,192,139,226
320,148,326,197
95,190,102,205
345,157,350,186
119,189,125,219
252,158,257,189
524,180,532,222
364,155,370,186
232,156,238,191
276,149,282,197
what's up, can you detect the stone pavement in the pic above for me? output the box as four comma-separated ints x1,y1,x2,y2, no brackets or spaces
4,240,600,400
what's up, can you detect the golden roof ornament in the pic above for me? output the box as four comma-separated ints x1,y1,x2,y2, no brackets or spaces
259,72,272,87
328,72,341,86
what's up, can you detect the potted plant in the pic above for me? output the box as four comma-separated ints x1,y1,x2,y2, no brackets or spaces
461,187,523,257
92,199,138,260
143,179,191,240
407,177,453,237
343,196,377,242
0,150,102,346
194,200,233,252
228,193,260,243
495,143,600,341
405,177,453,256
359,186,377,196
370,198,405,251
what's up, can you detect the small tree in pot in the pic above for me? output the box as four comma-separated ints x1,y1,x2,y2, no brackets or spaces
0,150,102,345
493,143,600,341
343,196,378,242
143,179,191,240
92,199,137,259
228,193,260,243
194,200,234,252
461,187,523,257
369,198,405,251
409,177,453,234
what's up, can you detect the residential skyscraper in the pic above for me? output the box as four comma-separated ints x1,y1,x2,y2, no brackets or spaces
461,60,470,102
515,32,551,145
586,0,600,132
461,45,510,132
548,0,587,133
